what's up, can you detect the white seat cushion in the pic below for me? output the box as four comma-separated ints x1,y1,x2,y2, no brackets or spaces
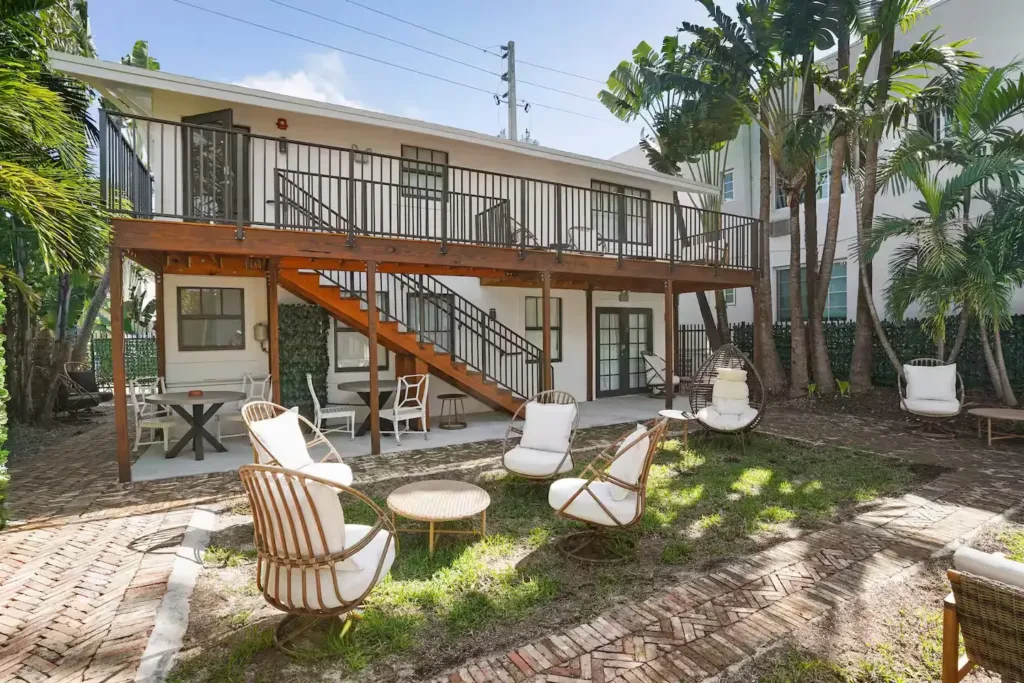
298,461,354,488
904,364,957,402
519,402,576,453
697,406,758,431
503,446,573,477
712,378,750,401
261,524,396,610
548,478,639,527
713,397,751,416
900,397,960,417
717,368,748,382
249,409,313,469
954,546,1024,590
607,425,649,501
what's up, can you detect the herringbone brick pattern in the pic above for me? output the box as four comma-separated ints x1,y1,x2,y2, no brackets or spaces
430,468,1024,682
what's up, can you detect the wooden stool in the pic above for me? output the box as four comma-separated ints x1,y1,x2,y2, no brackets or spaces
438,393,467,430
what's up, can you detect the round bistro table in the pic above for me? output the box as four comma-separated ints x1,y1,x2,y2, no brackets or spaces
659,409,699,450
146,391,246,460
968,407,1024,446
386,480,490,556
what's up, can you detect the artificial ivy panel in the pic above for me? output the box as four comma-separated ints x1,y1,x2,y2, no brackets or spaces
278,303,329,418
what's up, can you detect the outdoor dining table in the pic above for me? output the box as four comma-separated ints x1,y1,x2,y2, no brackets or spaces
146,391,246,460
338,379,400,437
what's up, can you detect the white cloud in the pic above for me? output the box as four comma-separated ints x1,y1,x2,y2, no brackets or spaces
234,52,366,109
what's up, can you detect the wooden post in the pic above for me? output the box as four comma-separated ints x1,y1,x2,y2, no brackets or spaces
665,280,675,410
267,260,281,403
366,261,381,455
585,286,594,402
110,246,131,483
155,269,166,380
541,270,552,391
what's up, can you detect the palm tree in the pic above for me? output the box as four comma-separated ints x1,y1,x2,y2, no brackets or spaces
600,36,744,350
675,0,789,394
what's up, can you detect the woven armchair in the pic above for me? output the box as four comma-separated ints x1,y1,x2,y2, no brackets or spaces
502,390,579,480
241,401,353,487
899,358,964,437
945,560,1024,681
239,464,396,652
549,418,668,562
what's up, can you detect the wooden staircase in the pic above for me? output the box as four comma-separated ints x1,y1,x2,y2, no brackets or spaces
279,269,528,414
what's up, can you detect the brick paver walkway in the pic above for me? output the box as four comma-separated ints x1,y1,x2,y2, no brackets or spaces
1,407,1021,683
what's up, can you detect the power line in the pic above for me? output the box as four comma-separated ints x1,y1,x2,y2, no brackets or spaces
264,0,498,78
168,0,637,129
169,0,495,96
338,0,609,86
339,0,501,57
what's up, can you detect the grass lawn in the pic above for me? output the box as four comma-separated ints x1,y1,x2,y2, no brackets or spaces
169,427,941,683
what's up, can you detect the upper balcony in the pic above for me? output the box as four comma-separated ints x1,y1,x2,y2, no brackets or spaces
99,111,761,274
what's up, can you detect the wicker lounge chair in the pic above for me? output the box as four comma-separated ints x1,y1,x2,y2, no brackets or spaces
943,546,1024,682
241,401,353,487
502,390,579,480
239,464,396,653
899,358,964,437
688,343,765,450
548,418,668,562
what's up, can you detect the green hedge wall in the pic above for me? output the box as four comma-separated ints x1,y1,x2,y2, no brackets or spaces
89,335,158,388
278,303,329,418
0,289,9,529
731,314,1024,388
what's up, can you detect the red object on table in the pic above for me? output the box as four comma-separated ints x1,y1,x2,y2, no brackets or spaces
187,389,204,397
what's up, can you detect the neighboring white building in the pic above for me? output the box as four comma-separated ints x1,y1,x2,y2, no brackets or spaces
613,0,1024,328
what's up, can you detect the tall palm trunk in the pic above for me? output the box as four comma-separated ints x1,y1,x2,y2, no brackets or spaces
801,53,819,390
71,267,110,365
947,307,969,363
756,112,787,394
714,290,731,344
38,274,74,426
992,324,1018,407
696,291,723,350
978,321,1004,402
787,189,808,396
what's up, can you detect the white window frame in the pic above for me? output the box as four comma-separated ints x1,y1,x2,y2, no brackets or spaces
723,288,736,306
722,169,735,202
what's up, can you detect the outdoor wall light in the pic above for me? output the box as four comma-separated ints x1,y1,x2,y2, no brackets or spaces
253,322,269,352
618,290,630,302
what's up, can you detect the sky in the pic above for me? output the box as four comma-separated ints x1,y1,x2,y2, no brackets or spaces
86,0,716,160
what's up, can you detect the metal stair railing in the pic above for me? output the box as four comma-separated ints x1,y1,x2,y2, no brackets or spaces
312,269,544,400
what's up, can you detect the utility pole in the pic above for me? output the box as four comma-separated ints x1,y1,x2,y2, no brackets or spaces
503,41,517,141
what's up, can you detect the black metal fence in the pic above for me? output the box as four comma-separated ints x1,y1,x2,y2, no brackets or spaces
685,316,1024,389
99,111,761,271
89,333,158,389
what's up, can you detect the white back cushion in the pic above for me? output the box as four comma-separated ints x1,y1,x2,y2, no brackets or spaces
261,472,345,559
905,364,957,402
954,546,1024,590
713,397,751,416
712,378,750,401
520,402,576,453
249,408,313,470
717,368,748,382
608,424,650,501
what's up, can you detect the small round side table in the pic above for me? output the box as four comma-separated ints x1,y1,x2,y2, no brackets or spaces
438,393,468,429
659,409,698,450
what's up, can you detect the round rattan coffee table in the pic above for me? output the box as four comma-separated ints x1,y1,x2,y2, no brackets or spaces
386,480,490,556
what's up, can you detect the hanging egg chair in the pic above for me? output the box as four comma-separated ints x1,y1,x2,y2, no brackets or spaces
689,343,766,437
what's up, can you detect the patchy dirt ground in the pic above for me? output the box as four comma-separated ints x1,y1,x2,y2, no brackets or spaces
7,404,115,463
721,511,1024,683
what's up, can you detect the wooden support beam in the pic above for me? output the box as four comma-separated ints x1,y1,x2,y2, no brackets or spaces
267,260,281,403
155,271,166,380
366,261,381,455
109,246,131,483
664,279,675,411
542,270,552,391
585,286,594,402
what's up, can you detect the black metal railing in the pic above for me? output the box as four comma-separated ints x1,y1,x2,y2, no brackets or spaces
313,269,544,399
100,111,761,270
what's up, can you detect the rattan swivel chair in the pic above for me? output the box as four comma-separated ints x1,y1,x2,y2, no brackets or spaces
501,390,580,480
239,464,396,653
548,418,668,563
241,401,353,487
688,343,765,451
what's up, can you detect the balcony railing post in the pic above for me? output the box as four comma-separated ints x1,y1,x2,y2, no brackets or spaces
440,166,449,254
518,178,527,260
98,110,108,211
555,184,563,263
273,171,281,230
234,130,245,240
669,203,677,271
346,151,355,247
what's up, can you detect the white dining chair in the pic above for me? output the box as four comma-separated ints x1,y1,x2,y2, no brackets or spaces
129,377,174,453
307,373,355,439
218,374,274,440
384,374,429,444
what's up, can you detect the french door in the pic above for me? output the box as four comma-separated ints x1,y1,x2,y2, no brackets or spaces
182,109,250,222
595,307,653,397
